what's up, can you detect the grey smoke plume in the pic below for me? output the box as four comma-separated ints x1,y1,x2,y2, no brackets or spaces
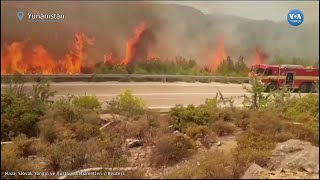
1,1,319,66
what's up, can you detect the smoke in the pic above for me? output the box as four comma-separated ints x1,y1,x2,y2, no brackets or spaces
1,1,319,71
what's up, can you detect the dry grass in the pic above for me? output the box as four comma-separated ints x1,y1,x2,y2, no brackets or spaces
165,150,235,179
211,120,236,136
150,134,196,167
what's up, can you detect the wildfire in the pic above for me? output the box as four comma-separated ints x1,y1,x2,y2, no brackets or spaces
103,53,118,66
61,32,95,74
251,47,268,65
1,20,271,75
211,37,227,71
1,32,94,74
1,41,26,74
121,21,148,66
31,45,56,74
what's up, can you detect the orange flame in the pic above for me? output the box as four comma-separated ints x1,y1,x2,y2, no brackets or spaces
211,37,227,71
1,41,25,74
59,32,95,74
1,32,94,74
30,45,56,74
103,53,118,66
251,48,268,65
121,21,148,66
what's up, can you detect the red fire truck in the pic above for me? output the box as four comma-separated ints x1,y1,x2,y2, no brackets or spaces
249,64,319,92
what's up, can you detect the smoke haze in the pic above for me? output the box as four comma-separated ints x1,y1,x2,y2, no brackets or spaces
1,1,319,69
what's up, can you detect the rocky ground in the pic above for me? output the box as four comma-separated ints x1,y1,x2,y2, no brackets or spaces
100,113,319,179
242,139,319,179
125,128,244,178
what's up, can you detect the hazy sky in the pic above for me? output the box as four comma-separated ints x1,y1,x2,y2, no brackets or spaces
156,1,319,23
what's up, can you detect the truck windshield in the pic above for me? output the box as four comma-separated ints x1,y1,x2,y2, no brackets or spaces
255,68,265,74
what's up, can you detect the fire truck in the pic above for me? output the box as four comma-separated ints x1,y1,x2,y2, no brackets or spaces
249,64,319,92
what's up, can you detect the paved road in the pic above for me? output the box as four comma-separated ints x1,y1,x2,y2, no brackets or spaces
1,82,306,108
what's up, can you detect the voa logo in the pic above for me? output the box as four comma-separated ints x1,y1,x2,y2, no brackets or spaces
287,9,304,26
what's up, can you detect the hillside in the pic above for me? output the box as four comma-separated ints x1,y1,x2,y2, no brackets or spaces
1,1,319,67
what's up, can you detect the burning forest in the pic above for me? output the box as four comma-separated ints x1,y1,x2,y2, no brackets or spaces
1,21,268,75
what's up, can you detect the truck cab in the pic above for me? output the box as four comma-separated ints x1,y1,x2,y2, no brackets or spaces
249,64,275,79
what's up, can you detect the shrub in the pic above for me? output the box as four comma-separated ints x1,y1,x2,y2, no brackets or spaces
285,94,319,123
70,122,100,141
170,98,219,131
1,80,55,141
185,123,213,140
242,77,271,109
125,117,149,140
288,124,319,146
94,64,128,74
230,110,300,177
229,104,319,177
236,132,276,151
185,123,217,148
233,109,252,130
263,91,319,145
238,111,296,148
107,90,147,118
1,93,41,140
45,139,89,171
150,134,196,167
72,95,102,112
1,147,36,179
231,147,272,178
234,118,250,130
1,135,40,179
217,108,235,121
124,112,162,145
46,97,83,123
38,118,73,143
10,135,38,157
85,135,127,168
92,57,251,77
211,120,236,136
38,96,102,143
165,150,234,179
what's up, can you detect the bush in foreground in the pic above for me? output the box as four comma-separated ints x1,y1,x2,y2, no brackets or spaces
231,107,319,178
150,134,196,167
185,123,217,148
107,90,147,118
1,80,55,141
211,120,237,136
1,135,41,179
170,98,219,132
38,96,102,143
72,95,102,112
165,150,234,179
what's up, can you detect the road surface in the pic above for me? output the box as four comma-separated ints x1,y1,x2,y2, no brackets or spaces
1,82,306,109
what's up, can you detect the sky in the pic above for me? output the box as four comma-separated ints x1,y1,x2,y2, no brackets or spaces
156,1,319,23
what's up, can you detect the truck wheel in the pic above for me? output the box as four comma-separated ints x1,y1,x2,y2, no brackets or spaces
267,82,277,92
299,83,311,93
310,83,319,92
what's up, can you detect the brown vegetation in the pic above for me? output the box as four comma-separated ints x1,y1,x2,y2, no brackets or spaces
1,78,318,179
